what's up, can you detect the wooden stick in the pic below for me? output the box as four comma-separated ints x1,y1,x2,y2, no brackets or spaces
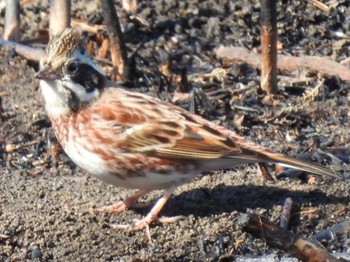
307,0,333,14
260,0,278,94
4,0,21,41
100,0,128,81
71,19,106,34
49,0,71,37
0,38,44,61
241,213,341,262
280,197,293,229
215,46,350,83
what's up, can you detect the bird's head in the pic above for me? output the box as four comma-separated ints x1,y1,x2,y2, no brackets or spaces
36,27,106,113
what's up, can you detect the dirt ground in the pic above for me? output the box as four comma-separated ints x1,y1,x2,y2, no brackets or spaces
1,0,350,261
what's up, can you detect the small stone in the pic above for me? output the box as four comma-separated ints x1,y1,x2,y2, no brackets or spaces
5,144,16,153
31,248,43,259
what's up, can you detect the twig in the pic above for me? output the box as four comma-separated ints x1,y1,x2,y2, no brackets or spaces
215,46,350,82
257,163,275,182
0,233,10,240
302,80,324,103
307,0,333,14
312,220,350,243
4,0,21,41
0,38,44,61
0,96,3,122
71,19,106,34
240,213,342,262
100,0,128,81
260,0,278,94
49,0,71,37
280,197,293,229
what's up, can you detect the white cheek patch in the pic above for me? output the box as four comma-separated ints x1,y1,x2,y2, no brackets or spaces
62,77,100,103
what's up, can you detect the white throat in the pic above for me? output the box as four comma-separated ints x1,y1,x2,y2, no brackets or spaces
40,80,71,117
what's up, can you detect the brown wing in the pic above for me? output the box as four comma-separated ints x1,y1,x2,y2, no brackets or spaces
95,87,243,160
119,119,243,159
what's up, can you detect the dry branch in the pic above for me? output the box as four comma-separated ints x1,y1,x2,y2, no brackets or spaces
0,18,105,62
280,197,293,229
260,0,278,94
49,0,71,37
216,46,350,82
100,0,128,81
312,220,350,243
307,0,333,14
4,0,21,41
0,38,44,61
71,19,106,34
241,213,342,262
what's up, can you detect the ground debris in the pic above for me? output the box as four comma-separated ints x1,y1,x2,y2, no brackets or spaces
240,213,347,262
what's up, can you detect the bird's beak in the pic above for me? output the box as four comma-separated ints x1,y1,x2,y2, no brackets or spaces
34,64,57,81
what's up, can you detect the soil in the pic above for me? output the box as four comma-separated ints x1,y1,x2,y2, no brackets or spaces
0,0,350,261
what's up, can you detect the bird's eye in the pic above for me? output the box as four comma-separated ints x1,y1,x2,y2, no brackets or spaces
66,61,78,74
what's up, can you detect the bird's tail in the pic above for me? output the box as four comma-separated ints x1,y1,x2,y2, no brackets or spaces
239,148,339,179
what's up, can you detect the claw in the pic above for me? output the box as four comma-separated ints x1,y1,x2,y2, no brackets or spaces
110,215,186,231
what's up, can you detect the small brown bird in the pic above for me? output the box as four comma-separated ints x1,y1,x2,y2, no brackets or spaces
35,27,337,231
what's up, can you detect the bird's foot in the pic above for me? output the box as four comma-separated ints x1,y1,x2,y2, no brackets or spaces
111,215,186,231
94,200,130,213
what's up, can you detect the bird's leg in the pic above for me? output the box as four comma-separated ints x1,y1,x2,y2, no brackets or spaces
131,185,185,231
94,189,150,213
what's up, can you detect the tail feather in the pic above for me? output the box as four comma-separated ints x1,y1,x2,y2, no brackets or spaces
267,153,339,178
226,148,339,179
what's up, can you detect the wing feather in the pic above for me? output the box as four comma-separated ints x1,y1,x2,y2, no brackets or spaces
90,87,338,178
93,88,243,160
120,120,242,159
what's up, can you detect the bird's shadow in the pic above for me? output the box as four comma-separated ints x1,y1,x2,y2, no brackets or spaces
131,184,349,219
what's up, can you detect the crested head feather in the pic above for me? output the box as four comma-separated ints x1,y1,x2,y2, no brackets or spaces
42,27,83,72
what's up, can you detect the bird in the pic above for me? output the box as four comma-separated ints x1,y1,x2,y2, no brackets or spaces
34,27,338,231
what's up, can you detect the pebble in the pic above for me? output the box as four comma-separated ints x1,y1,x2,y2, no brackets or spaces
5,144,16,153
31,248,43,259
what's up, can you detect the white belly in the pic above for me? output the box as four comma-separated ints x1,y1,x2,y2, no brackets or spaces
62,139,196,191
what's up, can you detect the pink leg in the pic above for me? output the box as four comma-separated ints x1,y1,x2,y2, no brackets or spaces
94,189,150,213
131,185,184,231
